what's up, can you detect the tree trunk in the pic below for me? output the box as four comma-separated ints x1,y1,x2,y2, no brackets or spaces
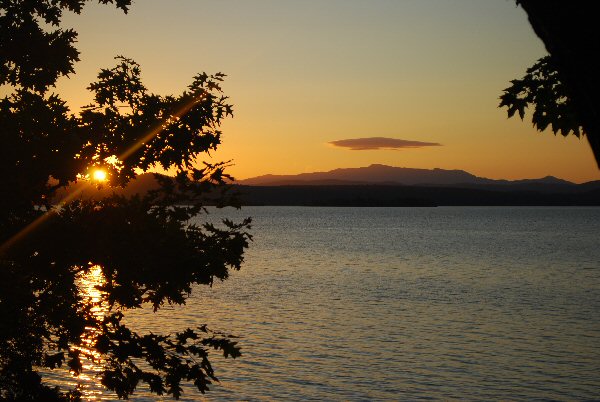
518,0,600,168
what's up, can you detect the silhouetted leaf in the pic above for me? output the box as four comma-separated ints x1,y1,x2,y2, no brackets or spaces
1,1,249,400
500,55,584,138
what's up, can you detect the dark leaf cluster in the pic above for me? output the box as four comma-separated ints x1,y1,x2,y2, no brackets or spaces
1,1,250,400
0,0,130,92
499,55,583,137
79,56,233,186
96,315,241,399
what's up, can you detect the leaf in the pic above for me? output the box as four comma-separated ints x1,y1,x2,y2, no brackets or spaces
499,55,584,138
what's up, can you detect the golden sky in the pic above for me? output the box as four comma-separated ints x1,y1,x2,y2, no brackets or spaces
57,0,599,183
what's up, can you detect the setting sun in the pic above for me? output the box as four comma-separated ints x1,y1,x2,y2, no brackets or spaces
92,169,107,182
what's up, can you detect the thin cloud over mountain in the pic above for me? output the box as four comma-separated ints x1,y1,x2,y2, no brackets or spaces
329,137,442,150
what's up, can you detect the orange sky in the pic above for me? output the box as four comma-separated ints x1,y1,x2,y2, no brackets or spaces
56,0,599,183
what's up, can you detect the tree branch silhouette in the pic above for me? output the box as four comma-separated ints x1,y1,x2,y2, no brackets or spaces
503,1,600,167
1,1,250,400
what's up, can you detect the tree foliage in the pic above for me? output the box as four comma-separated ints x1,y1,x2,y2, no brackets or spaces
514,0,600,167
499,55,583,138
1,1,251,400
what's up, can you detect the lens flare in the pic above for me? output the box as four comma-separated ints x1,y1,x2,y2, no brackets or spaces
0,91,208,256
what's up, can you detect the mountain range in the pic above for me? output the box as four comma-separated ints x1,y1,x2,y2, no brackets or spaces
57,165,600,206
238,164,599,193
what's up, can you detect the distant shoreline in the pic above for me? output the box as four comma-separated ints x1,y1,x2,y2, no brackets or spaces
233,184,600,207
53,173,600,207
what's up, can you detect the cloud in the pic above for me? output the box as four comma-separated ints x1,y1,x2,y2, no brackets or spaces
328,137,442,151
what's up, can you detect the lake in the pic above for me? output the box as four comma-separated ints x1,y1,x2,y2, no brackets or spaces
51,207,600,400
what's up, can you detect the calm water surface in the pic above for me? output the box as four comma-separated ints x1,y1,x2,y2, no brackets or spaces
60,207,600,400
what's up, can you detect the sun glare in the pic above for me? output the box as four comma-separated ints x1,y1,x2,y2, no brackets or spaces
92,169,107,182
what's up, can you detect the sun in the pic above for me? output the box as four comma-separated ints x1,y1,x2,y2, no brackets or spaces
92,169,108,182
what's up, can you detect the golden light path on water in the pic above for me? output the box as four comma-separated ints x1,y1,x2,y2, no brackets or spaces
40,265,109,400
74,265,108,400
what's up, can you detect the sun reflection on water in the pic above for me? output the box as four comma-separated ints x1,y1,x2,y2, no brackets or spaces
72,264,109,400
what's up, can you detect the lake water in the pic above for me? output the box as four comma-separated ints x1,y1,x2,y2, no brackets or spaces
52,207,600,400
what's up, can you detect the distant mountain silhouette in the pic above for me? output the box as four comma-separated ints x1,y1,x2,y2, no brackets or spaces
236,164,600,196
238,164,580,190
239,164,485,186
53,167,600,206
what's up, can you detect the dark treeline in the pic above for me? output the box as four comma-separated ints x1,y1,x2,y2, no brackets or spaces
55,173,600,207
234,184,600,207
